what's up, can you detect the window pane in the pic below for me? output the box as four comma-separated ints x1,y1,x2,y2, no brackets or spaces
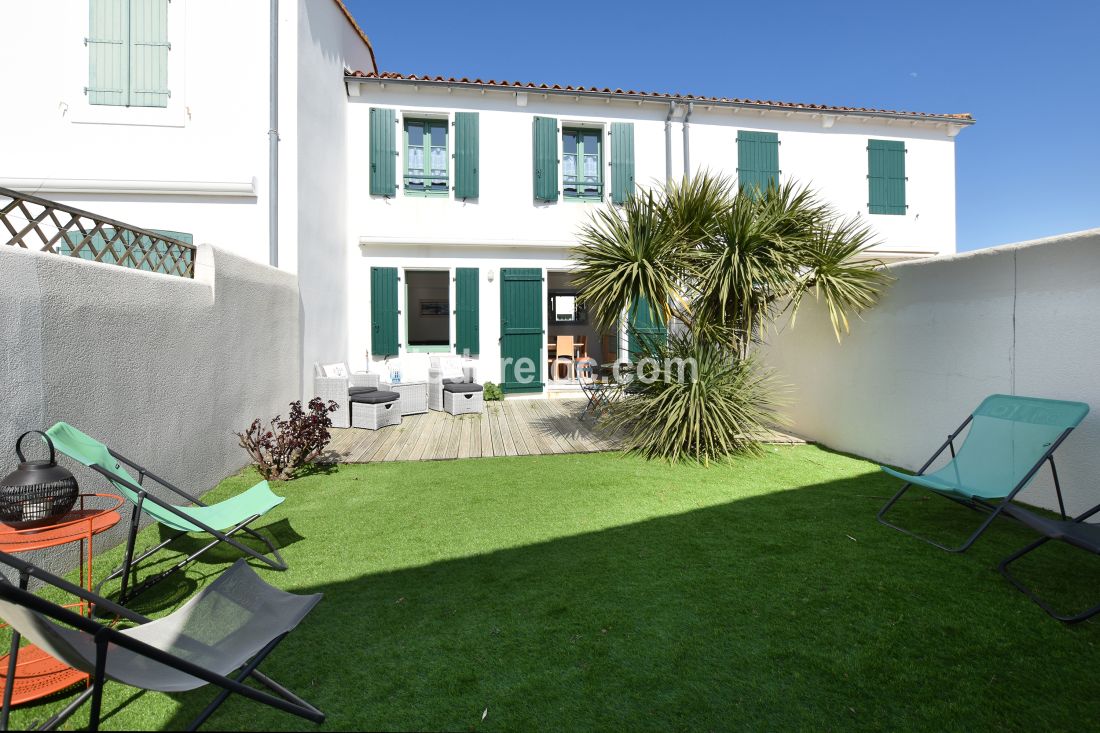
583,132,600,153
583,154,598,180
430,146,447,174
407,146,424,173
407,123,424,147
562,132,577,155
563,153,578,181
429,123,447,147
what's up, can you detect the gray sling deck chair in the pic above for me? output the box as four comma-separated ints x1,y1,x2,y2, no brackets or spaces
44,422,287,604
877,394,1089,552
0,551,323,731
997,501,1100,623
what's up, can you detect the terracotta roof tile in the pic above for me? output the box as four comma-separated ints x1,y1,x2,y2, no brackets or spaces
347,71,973,122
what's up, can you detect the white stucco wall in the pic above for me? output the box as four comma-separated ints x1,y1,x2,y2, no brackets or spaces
294,0,376,400
764,228,1100,514
347,84,961,259
0,245,300,572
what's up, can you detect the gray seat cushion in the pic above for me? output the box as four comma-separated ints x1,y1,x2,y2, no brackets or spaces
350,390,400,405
444,382,482,394
348,386,378,396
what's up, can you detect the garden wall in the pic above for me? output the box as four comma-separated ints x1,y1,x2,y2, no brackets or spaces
764,228,1100,515
0,244,300,572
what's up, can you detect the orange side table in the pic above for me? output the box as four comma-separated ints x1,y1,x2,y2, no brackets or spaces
0,493,122,706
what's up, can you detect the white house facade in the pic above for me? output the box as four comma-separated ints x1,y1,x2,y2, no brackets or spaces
0,3,973,400
345,72,972,394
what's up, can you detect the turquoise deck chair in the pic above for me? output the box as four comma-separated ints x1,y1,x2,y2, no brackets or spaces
877,394,1089,552
45,422,287,603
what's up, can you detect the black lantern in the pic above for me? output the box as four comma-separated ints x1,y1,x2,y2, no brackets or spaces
0,431,80,527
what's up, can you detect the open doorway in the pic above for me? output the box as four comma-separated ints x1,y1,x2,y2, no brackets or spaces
546,271,616,386
405,270,450,352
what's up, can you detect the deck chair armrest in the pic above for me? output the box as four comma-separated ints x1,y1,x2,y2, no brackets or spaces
108,449,207,506
0,551,149,626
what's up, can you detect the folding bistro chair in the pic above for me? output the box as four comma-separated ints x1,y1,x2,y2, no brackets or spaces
877,394,1089,553
45,422,287,604
0,552,323,731
997,501,1100,623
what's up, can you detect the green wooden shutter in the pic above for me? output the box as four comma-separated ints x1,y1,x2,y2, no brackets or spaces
370,267,400,356
370,108,398,196
737,131,780,194
533,116,558,202
128,0,169,107
628,296,668,360
868,139,907,215
610,122,635,204
454,267,480,355
454,112,479,199
87,0,129,106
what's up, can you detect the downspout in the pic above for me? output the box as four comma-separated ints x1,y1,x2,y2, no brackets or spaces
268,0,279,268
664,102,676,183
682,102,694,179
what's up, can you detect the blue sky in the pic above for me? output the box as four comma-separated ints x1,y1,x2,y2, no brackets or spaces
347,0,1099,251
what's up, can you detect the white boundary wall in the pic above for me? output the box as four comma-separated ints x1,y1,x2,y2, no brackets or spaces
0,245,300,571
764,229,1100,514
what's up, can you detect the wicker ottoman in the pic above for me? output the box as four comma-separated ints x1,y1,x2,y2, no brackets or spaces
350,391,402,430
443,383,484,416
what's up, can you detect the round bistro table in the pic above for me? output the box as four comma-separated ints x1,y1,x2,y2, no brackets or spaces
0,494,123,707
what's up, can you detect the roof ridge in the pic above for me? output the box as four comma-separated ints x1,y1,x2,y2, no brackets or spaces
346,71,973,122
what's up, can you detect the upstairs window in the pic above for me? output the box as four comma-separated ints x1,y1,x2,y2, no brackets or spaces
86,0,171,108
404,119,449,196
867,139,907,215
562,128,602,199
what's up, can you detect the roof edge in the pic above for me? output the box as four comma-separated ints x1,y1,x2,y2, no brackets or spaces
331,0,377,72
346,72,974,126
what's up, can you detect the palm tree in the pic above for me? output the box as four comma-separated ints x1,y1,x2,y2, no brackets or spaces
571,172,891,462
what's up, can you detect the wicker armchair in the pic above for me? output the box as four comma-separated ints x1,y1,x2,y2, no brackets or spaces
429,356,476,411
314,363,380,428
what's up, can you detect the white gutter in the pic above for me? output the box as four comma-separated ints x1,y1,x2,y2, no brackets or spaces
268,0,279,268
664,102,677,183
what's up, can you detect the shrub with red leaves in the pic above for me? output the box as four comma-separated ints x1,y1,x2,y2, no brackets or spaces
236,397,339,481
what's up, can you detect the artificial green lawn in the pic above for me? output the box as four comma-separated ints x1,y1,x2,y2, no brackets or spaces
7,446,1100,731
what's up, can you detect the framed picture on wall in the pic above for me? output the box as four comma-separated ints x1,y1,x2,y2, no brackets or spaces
420,300,448,317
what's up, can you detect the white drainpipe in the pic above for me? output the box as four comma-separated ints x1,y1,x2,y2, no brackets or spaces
682,102,694,179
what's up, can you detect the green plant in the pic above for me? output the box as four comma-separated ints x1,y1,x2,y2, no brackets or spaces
574,172,891,461
607,331,783,463
483,381,504,401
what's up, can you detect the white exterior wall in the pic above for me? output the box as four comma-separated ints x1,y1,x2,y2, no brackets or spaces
346,84,963,392
0,244,299,574
294,0,377,399
0,0,279,264
763,229,1100,515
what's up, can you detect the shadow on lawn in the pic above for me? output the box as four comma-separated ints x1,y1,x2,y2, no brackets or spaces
136,470,1100,732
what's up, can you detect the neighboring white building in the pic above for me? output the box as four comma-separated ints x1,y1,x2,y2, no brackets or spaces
0,0,377,398
345,72,972,394
0,3,974,399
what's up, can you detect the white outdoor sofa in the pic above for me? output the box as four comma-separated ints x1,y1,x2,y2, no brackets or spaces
314,362,380,428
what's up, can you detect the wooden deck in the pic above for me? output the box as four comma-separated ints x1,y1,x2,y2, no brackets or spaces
326,398,804,464
327,399,619,463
